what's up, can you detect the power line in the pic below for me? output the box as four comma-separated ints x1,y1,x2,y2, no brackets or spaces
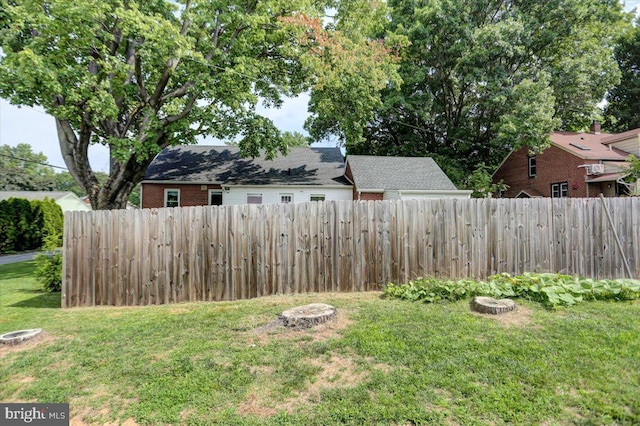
0,153,68,170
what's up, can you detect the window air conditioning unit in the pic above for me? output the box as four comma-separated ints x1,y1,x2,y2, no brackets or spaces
589,164,605,175
581,164,605,175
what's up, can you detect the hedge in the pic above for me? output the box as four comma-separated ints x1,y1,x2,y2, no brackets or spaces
0,197,63,253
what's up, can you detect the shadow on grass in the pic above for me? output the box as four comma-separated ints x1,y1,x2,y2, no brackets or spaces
9,293,61,309
0,260,38,280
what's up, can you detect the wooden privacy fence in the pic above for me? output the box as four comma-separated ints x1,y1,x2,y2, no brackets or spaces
62,197,640,307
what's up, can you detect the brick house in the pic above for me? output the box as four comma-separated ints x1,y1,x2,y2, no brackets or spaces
345,155,471,200
141,146,470,208
492,122,639,198
141,146,352,208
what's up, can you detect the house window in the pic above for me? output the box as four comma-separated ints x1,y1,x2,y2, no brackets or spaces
247,194,262,204
280,194,293,204
310,194,325,202
528,156,537,178
209,190,223,206
551,182,568,198
164,189,180,207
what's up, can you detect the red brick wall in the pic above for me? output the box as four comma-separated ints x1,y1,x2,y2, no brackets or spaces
345,161,385,200
493,146,597,198
359,192,384,201
142,183,222,208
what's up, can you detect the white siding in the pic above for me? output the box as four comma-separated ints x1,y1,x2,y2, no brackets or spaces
609,137,640,156
383,191,401,200
603,161,630,173
223,186,352,205
396,191,472,199
57,195,92,212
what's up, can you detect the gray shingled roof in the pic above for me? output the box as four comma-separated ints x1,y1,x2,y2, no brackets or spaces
144,145,350,186
0,191,77,201
346,155,458,191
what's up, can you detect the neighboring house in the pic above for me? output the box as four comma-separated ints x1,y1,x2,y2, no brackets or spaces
141,146,353,208
81,196,138,210
0,191,92,212
345,155,472,200
492,122,638,198
141,146,470,208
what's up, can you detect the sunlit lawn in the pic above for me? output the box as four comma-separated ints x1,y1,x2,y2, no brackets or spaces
1,261,639,425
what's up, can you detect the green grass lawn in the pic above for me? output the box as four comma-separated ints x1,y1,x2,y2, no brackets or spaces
1,261,639,425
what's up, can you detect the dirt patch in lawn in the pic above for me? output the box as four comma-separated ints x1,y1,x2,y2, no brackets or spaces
69,392,139,426
237,352,376,418
70,416,139,426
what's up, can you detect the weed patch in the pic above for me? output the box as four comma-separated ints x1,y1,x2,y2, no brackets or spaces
384,272,640,308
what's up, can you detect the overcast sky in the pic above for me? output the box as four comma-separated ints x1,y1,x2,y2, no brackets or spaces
1,1,639,173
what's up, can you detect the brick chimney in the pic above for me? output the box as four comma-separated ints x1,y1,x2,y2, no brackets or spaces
590,120,601,134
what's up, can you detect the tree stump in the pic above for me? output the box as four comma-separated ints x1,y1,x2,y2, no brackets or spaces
279,303,336,329
0,329,43,345
470,297,516,315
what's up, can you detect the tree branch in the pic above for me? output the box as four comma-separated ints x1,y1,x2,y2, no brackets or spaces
134,49,149,102
163,95,197,124
160,82,194,102
181,0,192,36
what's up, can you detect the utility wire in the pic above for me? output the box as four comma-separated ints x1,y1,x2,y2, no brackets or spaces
0,153,68,170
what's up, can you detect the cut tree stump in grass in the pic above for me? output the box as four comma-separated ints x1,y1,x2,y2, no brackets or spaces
470,297,516,315
0,329,43,345
279,303,336,329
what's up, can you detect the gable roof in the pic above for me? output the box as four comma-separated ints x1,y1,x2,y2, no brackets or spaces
346,155,458,191
601,128,640,144
144,145,350,186
0,191,78,202
550,132,629,160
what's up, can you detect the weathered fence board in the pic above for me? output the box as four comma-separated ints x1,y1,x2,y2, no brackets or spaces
62,198,640,307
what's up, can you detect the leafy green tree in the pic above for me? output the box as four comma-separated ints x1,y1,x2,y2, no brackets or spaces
465,163,508,198
0,143,56,190
52,172,86,197
128,184,141,208
0,0,399,209
605,17,640,132
227,130,310,147
282,131,310,147
357,0,628,185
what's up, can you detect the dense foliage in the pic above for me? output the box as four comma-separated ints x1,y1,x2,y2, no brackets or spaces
35,251,62,292
0,143,56,191
384,272,640,308
0,0,399,209
0,142,142,208
605,17,640,132
357,0,630,185
0,197,63,253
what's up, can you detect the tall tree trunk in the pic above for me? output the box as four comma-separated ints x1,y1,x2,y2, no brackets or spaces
56,117,149,210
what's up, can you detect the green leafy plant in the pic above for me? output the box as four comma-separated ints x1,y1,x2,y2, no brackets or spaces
384,272,640,308
34,251,63,292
